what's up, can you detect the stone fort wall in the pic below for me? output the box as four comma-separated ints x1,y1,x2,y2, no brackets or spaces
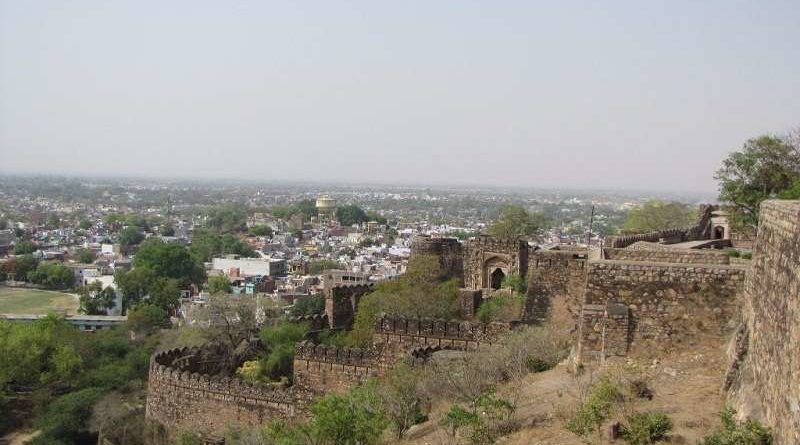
729,200,800,445
411,235,464,284
525,249,588,326
146,347,312,437
371,315,511,367
292,341,380,394
579,258,746,358
602,247,730,265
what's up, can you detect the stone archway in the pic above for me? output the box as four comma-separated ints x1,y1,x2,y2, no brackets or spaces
490,268,506,290
713,226,725,240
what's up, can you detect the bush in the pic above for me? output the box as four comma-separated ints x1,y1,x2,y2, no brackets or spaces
741,252,753,260
258,321,309,380
621,411,673,444
566,377,623,437
475,294,525,323
724,248,741,258
699,408,772,445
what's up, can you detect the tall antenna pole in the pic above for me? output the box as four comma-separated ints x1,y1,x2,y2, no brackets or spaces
586,204,595,246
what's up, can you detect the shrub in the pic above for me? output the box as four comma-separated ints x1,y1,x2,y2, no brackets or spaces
699,408,772,445
741,252,753,260
566,377,623,437
724,249,741,258
621,411,673,444
475,294,525,323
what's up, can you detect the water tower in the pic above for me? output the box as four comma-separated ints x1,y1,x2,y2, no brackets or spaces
315,196,337,222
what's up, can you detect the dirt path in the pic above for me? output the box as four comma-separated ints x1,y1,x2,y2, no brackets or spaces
0,430,39,445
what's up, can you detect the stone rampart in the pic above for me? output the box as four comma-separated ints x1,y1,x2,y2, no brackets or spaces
146,347,311,437
324,283,374,330
579,259,746,358
371,315,510,366
526,249,588,325
411,235,464,283
292,341,380,394
605,205,716,248
463,236,528,290
602,247,730,265
728,200,800,445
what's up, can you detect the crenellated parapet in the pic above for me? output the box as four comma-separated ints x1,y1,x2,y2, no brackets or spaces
324,283,375,330
146,346,313,439
294,340,378,366
605,205,719,248
373,315,510,341
289,313,329,331
292,341,380,394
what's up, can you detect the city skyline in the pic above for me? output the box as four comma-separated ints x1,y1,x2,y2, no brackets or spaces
1,1,799,193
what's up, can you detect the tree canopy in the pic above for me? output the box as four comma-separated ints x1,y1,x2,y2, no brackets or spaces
349,255,461,346
189,229,258,263
488,205,549,240
204,205,248,233
715,134,800,228
336,204,369,226
622,200,697,233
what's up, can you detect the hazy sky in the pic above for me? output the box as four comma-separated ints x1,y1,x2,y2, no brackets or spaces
1,1,798,193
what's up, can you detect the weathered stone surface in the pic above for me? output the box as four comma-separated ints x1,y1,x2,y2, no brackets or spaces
729,200,800,445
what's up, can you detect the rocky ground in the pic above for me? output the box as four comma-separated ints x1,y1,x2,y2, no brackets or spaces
402,339,730,445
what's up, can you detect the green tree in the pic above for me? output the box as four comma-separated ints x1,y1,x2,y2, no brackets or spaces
349,255,460,346
76,249,95,264
204,205,248,233
290,295,325,317
126,304,170,335
114,267,156,311
189,229,257,263
160,224,175,236
78,219,92,230
379,363,423,439
258,321,309,380
148,277,181,312
207,275,231,296
336,205,368,226
488,205,549,240
13,239,37,255
134,238,204,286
307,382,386,445
622,200,697,233
366,211,387,225
118,226,145,246
79,281,116,315
249,224,273,237
716,134,800,229
28,263,75,290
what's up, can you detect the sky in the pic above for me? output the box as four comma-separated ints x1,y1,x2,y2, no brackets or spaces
1,1,798,193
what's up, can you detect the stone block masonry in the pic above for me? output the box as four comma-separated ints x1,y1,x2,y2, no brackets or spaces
602,247,730,265
579,259,746,358
146,348,312,437
729,200,800,445
292,341,380,394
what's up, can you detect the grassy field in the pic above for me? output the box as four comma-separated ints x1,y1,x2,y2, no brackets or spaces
0,287,79,315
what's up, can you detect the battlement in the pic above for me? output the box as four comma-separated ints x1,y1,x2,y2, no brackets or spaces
294,340,377,366
605,205,718,248
466,235,527,252
146,346,310,438
373,315,510,341
292,341,379,394
289,313,329,331
411,235,462,251
327,282,375,298
605,228,687,248
530,249,588,269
